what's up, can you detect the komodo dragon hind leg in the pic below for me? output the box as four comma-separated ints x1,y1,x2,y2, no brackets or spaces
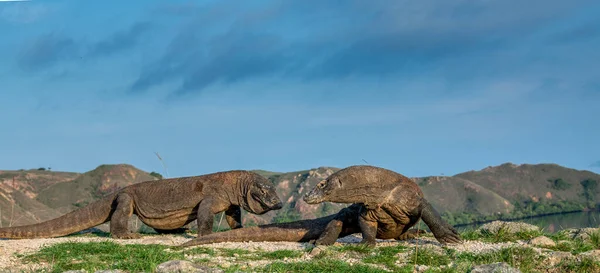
110,193,141,239
225,206,242,229
419,199,462,244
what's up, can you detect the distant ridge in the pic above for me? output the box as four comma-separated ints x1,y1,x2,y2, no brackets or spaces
1,162,598,229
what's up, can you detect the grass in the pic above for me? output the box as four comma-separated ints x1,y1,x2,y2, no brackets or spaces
22,241,184,273
256,249,304,260
558,257,600,273
17,225,600,273
409,248,451,268
362,246,407,270
590,229,600,249
453,247,543,273
333,244,374,254
460,225,543,243
261,259,399,273
546,228,600,254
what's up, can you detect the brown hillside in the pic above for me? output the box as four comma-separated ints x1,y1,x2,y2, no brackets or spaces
415,176,514,216
2,162,599,230
35,164,158,213
0,169,78,227
455,163,600,205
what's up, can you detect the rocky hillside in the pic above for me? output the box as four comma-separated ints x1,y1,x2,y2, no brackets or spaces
0,164,158,227
251,163,600,226
0,162,599,229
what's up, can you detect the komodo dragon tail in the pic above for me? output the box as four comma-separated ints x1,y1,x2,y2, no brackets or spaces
0,194,117,239
180,219,325,248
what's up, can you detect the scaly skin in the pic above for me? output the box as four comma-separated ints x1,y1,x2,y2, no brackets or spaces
0,170,283,239
303,165,462,246
179,204,425,248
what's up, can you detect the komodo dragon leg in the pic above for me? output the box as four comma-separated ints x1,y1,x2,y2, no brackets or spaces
417,199,462,244
358,215,378,247
110,193,141,239
314,217,343,246
196,198,216,236
314,205,360,246
225,206,243,229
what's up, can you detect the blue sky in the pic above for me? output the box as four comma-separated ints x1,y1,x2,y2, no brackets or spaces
0,0,599,178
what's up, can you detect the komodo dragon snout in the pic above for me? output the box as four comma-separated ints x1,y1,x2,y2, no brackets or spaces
303,176,342,204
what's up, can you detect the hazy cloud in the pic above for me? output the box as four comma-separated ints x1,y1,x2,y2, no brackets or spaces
17,22,152,72
87,22,152,57
591,161,600,168
18,33,79,71
131,0,598,95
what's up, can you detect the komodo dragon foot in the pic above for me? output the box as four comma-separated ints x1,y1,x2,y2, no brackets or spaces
431,225,461,245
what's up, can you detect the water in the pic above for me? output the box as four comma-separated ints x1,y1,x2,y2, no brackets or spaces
456,210,600,233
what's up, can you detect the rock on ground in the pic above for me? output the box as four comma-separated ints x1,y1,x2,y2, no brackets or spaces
156,260,224,273
470,262,522,273
528,236,556,247
562,228,600,242
578,250,600,262
479,221,539,234
543,251,574,267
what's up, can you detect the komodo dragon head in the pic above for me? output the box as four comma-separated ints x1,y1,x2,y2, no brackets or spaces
303,165,399,205
243,173,283,215
303,171,346,204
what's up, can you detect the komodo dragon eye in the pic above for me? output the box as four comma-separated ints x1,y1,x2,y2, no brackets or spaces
316,181,326,189
260,188,267,195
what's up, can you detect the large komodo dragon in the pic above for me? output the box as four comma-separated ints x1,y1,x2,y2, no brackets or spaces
0,170,283,239
179,203,425,248
303,165,462,246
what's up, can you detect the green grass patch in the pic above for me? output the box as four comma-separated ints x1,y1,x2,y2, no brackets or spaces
589,229,600,249
362,246,407,270
256,249,303,260
184,246,216,256
261,259,403,273
333,244,374,254
22,241,184,273
558,257,600,273
410,248,451,267
547,230,570,241
453,247,542,273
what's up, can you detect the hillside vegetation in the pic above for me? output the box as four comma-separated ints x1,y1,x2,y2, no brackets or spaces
0,163,599,229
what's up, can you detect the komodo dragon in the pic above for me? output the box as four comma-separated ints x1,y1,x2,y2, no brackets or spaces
0,170,283,239
178,203,424,248
303,165,462,246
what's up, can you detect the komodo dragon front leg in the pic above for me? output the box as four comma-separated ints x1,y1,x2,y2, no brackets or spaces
111,193,141,239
